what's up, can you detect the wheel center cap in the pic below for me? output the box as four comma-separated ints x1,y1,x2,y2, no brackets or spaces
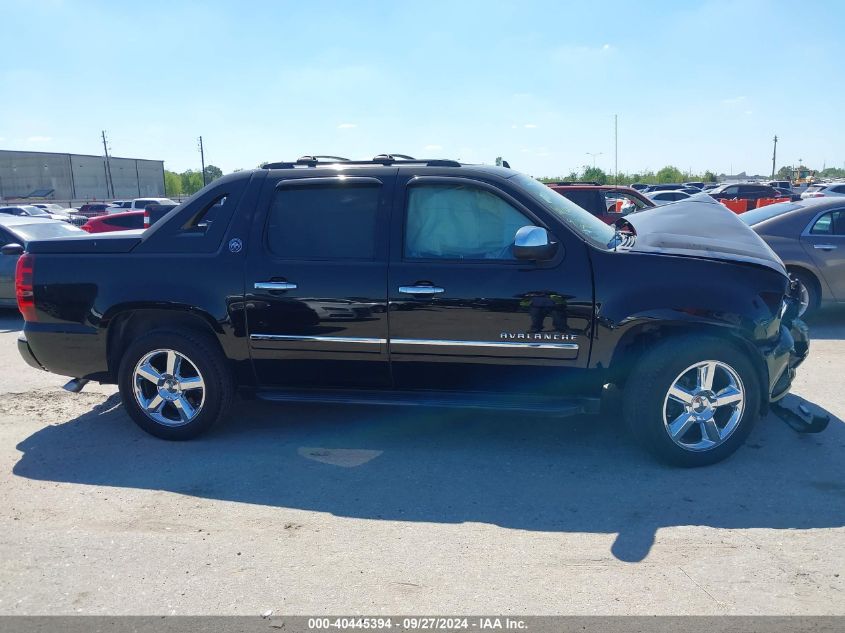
159,376,181,399
691,393,714,415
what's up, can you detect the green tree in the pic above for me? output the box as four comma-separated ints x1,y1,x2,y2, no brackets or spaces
204,164,223,182
181,170,204,195
703,170,718,183
656,165,684,183
776,165,793,180
163,170,182,197
581,165,608,184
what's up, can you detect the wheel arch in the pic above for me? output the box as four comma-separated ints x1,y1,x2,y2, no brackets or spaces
105,306,225,381
607,322,770,414
784,263,826,305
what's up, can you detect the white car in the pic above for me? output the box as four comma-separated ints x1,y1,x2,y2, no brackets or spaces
644,190,692,206
108,197,177,214
801,183,845,199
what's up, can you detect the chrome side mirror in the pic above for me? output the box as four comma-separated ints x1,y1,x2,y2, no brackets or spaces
513,226,558,260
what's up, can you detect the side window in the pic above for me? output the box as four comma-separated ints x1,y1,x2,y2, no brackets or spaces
811,213,834,235
266,185,380,260
404,184,532,260
723,186,740,196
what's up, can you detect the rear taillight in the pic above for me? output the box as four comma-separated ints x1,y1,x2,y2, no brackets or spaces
811,193,825,198
143,211,150,228
80,224,92,232
15,254,36,322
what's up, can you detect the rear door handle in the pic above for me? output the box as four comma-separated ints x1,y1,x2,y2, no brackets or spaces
255,281,298,290
399,285,445,295
813,244,837,250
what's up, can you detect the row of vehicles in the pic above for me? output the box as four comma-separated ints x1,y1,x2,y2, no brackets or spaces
7,154,819,468
0,197,178,233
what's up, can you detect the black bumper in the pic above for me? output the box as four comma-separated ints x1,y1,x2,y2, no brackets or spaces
17,332,45,371
766,318,809,402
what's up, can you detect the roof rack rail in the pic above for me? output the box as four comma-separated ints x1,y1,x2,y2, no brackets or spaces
262,156,461,169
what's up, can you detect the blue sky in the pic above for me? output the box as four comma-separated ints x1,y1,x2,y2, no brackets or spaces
2,0,843,177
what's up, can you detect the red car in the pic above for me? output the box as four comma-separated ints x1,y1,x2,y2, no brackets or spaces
80,211,145,233
547,182,655,224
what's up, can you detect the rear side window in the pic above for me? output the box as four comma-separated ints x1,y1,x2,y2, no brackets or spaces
106,214,143,228
810,211,845,236
266,185,380,260
557,190,604,215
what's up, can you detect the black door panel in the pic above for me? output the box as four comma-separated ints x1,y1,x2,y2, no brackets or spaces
387,176,594,395
246,175,392,388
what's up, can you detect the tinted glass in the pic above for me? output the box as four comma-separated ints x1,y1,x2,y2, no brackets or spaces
267,184,380,259
405,184,531,260
739,202,801,225
107,214,144,228
22,205,50,216
811,213,834,234
557,189,604,213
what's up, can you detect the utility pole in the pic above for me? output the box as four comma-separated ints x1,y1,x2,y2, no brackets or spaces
771,135,778,179
614,114,618,187
101,130,114,199
198,136,207,186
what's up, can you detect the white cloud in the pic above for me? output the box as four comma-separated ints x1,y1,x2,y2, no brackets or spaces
27,135,52,142
524,124,538,129
602,43,611,50
744,110,753,115
0,137,5,142
424,144,443,151
337,123,357,129
720,96,747,105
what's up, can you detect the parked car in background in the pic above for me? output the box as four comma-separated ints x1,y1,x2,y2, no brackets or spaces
684,182,705,190
77,202,113,218
701,183,720,191
767,181,793,192
0,205,73,222
742,198,845,316
108,197,177,214
30,203,88,226
645,190,692,205
708,183,782,204
0,216,83,307
546,183,654,224
801,183,845,199
81,211,145,233
630,183,648,191
643,183,686,193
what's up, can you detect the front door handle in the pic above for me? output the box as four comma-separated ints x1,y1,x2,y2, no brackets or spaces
813,244,837,250
255,281,298,290
399,285,445,295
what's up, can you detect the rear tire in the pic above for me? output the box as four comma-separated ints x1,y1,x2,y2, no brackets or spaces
789,268,820,317
623,336,761,467
118,329,233,440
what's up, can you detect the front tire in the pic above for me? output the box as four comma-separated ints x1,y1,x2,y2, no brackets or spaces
118,329,233,440
623,336,761,467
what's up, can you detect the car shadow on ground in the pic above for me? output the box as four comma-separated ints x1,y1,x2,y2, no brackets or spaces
12,391,845,563
804,304,845,340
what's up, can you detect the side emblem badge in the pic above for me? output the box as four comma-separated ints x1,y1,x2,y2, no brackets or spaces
229,238,243,253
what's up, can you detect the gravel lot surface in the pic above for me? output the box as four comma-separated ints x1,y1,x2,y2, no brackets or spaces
0,309,842,615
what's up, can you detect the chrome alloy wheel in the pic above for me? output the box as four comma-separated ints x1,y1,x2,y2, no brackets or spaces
662,360,745,451
796,280,810,317
133,349,206,427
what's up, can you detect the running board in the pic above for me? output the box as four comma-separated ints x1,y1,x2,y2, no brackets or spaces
254,388,600,416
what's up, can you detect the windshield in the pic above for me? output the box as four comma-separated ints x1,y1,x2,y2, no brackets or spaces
739,202,802,226
512,174,616,248
12,222,83,242
22,205,50,216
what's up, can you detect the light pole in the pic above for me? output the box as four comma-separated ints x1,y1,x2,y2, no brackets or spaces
586,152,604,168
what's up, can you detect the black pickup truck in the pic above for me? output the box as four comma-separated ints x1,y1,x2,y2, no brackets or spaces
12,156,809,466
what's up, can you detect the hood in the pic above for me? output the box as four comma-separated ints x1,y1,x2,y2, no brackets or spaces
619,193,786,275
